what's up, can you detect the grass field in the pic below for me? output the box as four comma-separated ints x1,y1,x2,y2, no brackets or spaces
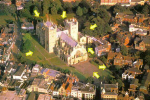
0,15,15,26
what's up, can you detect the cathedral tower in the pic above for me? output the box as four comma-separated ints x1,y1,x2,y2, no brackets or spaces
44,15,57,53
64,18,78,42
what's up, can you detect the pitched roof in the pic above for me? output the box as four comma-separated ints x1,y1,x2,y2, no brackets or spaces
60,32,77,47
127,68,142,74
102,84,118,89
131,79,139,86
13,65,25,76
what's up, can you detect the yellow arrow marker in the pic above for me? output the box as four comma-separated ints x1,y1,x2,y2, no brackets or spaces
88,48,94,54
26,50,33,56
90,24,97,30
61,11,67,19
93,72,100,79
34,10,40,17
99,64,106,70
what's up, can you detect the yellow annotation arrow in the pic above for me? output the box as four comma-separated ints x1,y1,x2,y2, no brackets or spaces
90,24,97,30
61,11,67,19
93,72,100,79
99,64,106,70
34,10,40,17
26,50,33,56
88,48,94,54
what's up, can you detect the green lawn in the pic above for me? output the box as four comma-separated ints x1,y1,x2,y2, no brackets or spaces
90,60,115,80
0,15,15,26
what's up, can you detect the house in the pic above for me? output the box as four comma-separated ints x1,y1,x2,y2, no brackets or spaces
128,79,139,96
27,78,49,93
94,38,111,56
130,0,145,5
100,0,130,5
4,62,18,75
134,36,150,51
40,68,61,81
21,22,34,30
36,16,88,65
140,72,150,94
37,94,53,100
132,59,143,69
107,52,135,66
71,82,96,99
32,64,41,73
116,32,134,46
13,64,28,81
135,29,147,36
0,90,27,100
122,68,142,81
49,74,79,97
118,91,145,100
123,14,137,23
101,83,118,100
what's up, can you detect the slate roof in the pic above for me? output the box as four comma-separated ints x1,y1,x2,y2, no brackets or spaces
131,0,144,2
131,79,139,86
60,32,77,47
13,65,25,76
142,36,150,44
41,68,60,77
102,84,118,89
104,92,118,95
127,68,142,74
32,78,48,89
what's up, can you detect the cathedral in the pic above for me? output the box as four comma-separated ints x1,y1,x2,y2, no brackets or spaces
36,15,89,65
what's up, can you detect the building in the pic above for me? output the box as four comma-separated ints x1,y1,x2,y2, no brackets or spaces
71,82,96,99
27,78,49,93
37,94,53,100
134,36,150,51
100,0,147,6
130,0,145,5
40,68,60,81
107,52,134,66
36,16,88,65
100,0,130,5
13,64,28,81
122,68,142,81
101,83,118,100
0,90,27,100
94,37,111,56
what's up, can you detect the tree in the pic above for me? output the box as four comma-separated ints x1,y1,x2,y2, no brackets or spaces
21,9,32,18
99,56,107,64
117,79,124,90
86,76,94,84
121,45,128,56
142,4,149,17
43,0,50,15
82,7,88,14
76,6,83,16
51,7,57,15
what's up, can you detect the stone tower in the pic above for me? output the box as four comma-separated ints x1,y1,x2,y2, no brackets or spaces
44,15,57,53
64,18,78,42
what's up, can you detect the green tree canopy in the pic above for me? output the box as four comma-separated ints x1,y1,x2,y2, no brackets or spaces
142,4,149,17
76,6,83,16
51,7,57,15
43,0,50,15
121,45,128,56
